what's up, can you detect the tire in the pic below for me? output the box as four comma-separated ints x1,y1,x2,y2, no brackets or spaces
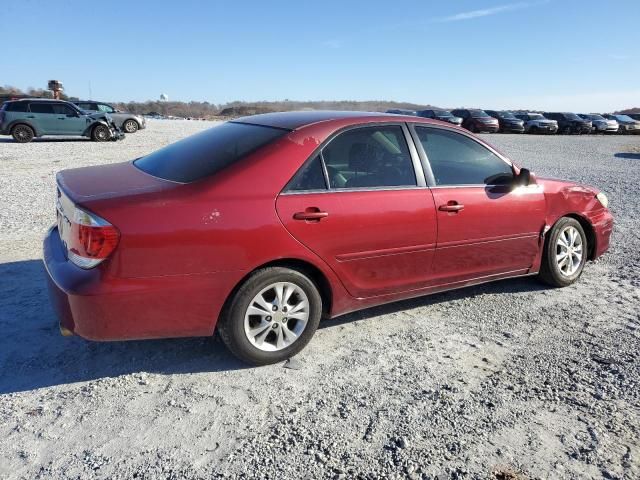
11,124,35,143
91,124,111,142
217,267,323,365
529,126,538,135
123,119,139,133
538,217,588,288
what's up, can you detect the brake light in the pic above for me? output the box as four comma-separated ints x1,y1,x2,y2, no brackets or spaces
64,206,120,269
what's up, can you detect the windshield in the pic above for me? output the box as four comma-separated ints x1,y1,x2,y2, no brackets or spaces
134,122,288,182
565,113,582,121
615,115,634,122
584,114,604,121
499,111,516,119
529,114,544,120
469,110,490,118
433,110,454,118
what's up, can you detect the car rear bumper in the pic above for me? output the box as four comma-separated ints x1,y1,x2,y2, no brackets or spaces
43,226,238,341
528,125,557,133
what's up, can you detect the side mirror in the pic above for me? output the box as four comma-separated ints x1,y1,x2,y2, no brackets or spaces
516,168,532,186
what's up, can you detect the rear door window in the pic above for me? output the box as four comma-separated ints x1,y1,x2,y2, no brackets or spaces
29,103,55,114
286,155,327,191
134,122,288,183
321,125,417,189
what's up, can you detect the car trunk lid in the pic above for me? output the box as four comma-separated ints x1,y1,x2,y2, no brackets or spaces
56,160,175,203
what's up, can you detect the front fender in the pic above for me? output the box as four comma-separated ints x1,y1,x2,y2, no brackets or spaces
82,119,110,137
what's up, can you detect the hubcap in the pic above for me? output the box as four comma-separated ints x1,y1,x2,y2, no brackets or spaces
125,121,136,132
244,282,309,352
556,226,583,276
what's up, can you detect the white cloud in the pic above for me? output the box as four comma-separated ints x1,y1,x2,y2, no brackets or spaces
437,2,536,22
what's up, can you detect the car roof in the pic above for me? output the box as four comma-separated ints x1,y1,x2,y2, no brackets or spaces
12,98,66,102
233,110,423,130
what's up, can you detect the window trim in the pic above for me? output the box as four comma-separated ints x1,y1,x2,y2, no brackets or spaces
281,122,426,195
409,123,515,188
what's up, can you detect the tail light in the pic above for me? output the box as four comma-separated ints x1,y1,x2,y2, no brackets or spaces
57,195,120,269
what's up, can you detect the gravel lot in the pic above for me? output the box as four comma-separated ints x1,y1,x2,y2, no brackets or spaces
0,121,638,480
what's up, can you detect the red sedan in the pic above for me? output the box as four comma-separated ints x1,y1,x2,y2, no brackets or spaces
44,111,613,365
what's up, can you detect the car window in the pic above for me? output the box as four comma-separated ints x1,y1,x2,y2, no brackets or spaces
4,102,28,112
321,125,417,189
416,127,513,186
98,104,114,113
52,104,76,115
134,122,287,183
77,103,94,111
29,103,55,114
286,154,327,191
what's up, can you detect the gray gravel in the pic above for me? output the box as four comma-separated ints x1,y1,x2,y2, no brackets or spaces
0,122,639,480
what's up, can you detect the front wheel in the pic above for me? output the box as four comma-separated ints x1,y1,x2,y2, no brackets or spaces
217,267,322,365
91,124,111,142
538,217,588,287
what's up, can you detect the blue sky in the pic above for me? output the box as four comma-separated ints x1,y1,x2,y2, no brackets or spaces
4,0,639,111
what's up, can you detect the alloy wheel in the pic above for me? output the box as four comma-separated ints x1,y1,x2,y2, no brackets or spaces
243,282,309,352
556,226,583,276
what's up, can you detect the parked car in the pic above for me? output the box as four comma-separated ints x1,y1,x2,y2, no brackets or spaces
73,101,146,133
385,109,416,116
578,114,618,133
450,109,499,133
416,109,463,126
514,113,558,134
485,110,525,133
603,114,640,134
0,98,123,143
543,112,592,134
44,111,613,365
625,113,640,121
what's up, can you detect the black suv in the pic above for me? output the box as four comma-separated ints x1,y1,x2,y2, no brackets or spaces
543,112,592,134
0,99,123,143
416,109,463,126
485,110,525,133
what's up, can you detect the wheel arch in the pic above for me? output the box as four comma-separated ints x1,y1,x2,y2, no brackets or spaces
218,258,334,329
553,213,597,260
9,121,40,137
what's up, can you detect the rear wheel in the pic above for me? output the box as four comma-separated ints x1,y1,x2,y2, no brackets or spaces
123,119,139,133
529,126,538,134
92,124,111,142
11,124,35,143
538,217,587,287
217,267,322,365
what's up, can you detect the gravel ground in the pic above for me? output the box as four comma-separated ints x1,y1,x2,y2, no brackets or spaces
0,121,638,480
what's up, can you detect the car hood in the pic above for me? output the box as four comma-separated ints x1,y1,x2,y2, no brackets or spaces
56,161,176,203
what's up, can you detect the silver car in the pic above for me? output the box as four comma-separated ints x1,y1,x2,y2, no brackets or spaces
514,112,558,134
73,101,146,133
578,114,618,133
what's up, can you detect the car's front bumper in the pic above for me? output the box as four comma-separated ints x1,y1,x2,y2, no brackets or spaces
43,226,237,341
589,208,614,260
501,123,525,133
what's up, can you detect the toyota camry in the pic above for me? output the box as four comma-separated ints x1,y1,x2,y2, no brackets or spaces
44,111,613,365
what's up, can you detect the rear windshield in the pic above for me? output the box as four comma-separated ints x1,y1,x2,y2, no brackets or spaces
134,122,288,182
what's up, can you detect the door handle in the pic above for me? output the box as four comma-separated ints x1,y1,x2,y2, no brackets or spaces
439,202,464,212
27,115,35,118
58,117,66,119
293,208,329,221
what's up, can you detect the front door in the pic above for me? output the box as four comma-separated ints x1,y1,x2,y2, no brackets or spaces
52,104,87,135
276,124,438,298
413,125,546,284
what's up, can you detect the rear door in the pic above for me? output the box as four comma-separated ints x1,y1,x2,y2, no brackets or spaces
28,102,60,134
276,124,438,298
412,125,546,284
